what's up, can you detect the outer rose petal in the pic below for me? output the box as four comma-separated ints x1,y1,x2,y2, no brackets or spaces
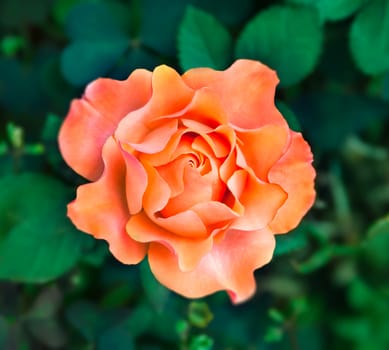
148,227,276,303
67,137,146,264
182,59,287,129
59,69,152,181
269,132,316,233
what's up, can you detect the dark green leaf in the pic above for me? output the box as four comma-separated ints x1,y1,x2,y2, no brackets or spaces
61,40,129,86
292,92,389,151
60,1,130,85
140,0,191,56
178,6,233,70
236,5,323,86
276,101,302,132
140,260,170,312
350,0,389,75
98,325,135,350
274,226,309,256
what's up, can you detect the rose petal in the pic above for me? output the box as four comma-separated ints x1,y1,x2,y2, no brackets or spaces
125,119,178,154
182,59,286,130
120,147,148,215
59,69,152,181
237,125,290,181
67,137,146,264
228,170,287,230
148,227,276,303
269,131,316,233
127,212,212,271
161,165,213,217
115,65,194,145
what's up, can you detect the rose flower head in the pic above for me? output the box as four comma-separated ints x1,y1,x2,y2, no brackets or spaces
59,59,315,303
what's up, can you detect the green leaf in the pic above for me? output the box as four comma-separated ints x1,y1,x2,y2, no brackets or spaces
0,173,90,282
287,0,366,21
61,40,129,86
188,301,213,328
276,101,302,132
350,0,389,75
236,5,323,86
140,0,191,56
140,260,170,312
363,216,389,267
194,0,255,26
60,2,129,85
189,334,214,350
274,225,309,257
178,6,233,70
97,325,135,350
292,92,389,151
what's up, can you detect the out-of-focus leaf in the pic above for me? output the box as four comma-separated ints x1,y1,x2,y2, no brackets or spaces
236,5,323,86
287,0,366,21
189,334,214,350
178,6,232,71
350,0,389,75
53,0,83,25
140,260,170,312
60,1,130,85
292,92,389,151
0,58,48,117
383,72,389,101
0,316,8,348
97,325,135,350
276,101,302,132
140,0,191,56
194,0,255,26
0,0,51,27
363,216,389,267
65,301,101,341
188,301,213,328
26,319,67,348
0,173,90,282
25,285,62,320
109,47,162,81
274,225,309,257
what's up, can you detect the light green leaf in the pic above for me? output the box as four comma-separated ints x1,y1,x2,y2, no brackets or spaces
236,5,323,86
178,6,233,70
350,0,389,75
0,173,90,282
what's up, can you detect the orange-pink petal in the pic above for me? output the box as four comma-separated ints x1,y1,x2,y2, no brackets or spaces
148,227,276,303
268,131,316,233
127,212,212,271
228,170,287,230
59,69,152,181
182,59,286,130
67,137,146,264
237,125,290,181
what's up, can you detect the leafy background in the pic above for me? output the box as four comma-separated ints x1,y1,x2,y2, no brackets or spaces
1,0,389,349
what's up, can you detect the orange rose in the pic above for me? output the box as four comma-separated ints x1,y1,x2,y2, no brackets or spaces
59,59,315,303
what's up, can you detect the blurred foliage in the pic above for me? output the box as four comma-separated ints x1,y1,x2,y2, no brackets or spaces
1,0,389,349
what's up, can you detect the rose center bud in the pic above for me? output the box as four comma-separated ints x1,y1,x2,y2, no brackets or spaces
157,135,225,218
